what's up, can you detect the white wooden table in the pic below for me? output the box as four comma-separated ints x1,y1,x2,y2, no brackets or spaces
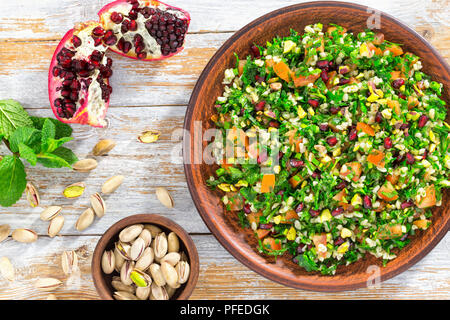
0,0,449,299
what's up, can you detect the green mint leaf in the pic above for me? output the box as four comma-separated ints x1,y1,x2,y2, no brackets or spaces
43,136,73,153
51,146,78,165
31,117,73,139
0,155,27,207
41,118,56,142
0,100,33,140
18,142,37,166
37,153,71,168
9,127,41,153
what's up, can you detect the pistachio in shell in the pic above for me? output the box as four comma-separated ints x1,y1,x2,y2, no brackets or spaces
114,247,126,271
101,250,115,274
136,286,151,300
130,269,152,288
61,250,78,275
115,241,132,261
155,187,174,208
112,280,135,294
129,237,146,261
48,215,65,238
150,282,169,300
113,291,138,300
90,193,106,218
0,224,11,243
175,260,190,284
11,228,38,243
72,158,98,172
119,224,143,243
26,182,40,208
138,130,161,143
167,232,180,253
144,224,163,238
149,263,166,287
101,175,124,194
135,247,154,271
93,139,116,156
34,277,62,291
40,206,62,221
0,257,15,281
63,182,86,198
138,229,152,247
120,260,134,286
75,208,94,231
153,232,168,259
161,252,181,266
160,262,179,288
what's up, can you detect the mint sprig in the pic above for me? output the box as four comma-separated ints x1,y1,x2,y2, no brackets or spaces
0,100,78,207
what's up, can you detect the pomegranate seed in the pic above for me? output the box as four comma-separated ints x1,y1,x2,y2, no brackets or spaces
250,45,260,58
268,120,279,128
243,203,251,214
52,67,61,77
331,207,344,216
141,7,152,18
72,35,82,48
335,181,347,190
400,123,410,130
128,9,139,20
255,101,265,111
384,137,393,149
334,237,345,246
348,128,357,141
129,20,138,31
289,159,304,168
363,195,372,209
311,171,321,179
401,200,414,209
308,99,319,107
392,78,405,89
93,26,106,37
406,153,415,164
330,106,339,114
319,123,329,131
339,78,350,85
375,111,383,123
327,136,338,146
122,41,132,53
104,35,118,46
418,115,428,128
328,61,336,70
121,20,130,33
295,203,304,213
110,12,124,24
93,37,102,46
316,60,329,69
309,209,320,217
255,75,265,83
320,70,329,82
137,52,148,60
259,224,273,230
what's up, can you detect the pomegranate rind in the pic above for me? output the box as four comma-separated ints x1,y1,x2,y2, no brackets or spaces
48,22,110,127
98,0,191,61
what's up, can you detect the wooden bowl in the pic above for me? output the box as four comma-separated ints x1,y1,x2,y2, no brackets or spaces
91,214,199,299
183,1,450,291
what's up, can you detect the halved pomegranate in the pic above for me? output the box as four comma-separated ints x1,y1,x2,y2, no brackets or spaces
98,0,190,60
49,22,113,127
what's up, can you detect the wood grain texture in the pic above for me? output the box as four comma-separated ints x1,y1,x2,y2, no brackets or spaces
0,0,449,299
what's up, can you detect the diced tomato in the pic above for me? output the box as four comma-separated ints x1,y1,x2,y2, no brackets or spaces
356,122,375,136
340,162,362,182
261,174,275,193
289,175,303,189
390,71,404,80
326,26,347,37
285,210,299,222
262,237,282,252
377,224,403,240
413,219,430,230
386,173,399,185
312,233,327,259
333,189,347,201
238,59,246,76
293,73,320,87
247,211,262,225
287,129,303,152
408,96,419,109
273,61,292,83
387,99,401,116
326,71,337,89
416,185,436,208
367,150,385,168
377,181,398,202
256,229,271,239
372,33,385,45
384,44,403,57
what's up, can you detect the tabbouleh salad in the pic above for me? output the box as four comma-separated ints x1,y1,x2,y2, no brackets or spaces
207,23,450,275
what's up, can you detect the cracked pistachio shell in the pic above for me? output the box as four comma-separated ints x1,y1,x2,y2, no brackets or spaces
90,193,106,218
150,282,169,300
93,139,116,156
153,232,168,259
176,260,190,284
112,280,135,294
73,158,98,172
135,247,154,271
149,263,166,287
48,215,65,238
26,182,40,208
129,237,146,261
119,224,143,243
61,250,78,275
114,247,126,272
130,269,152,288
63,182,86,198
34,278,62,291
101,175,124,194
167,232,180,253
101,250,115,274
114,291,138,300
12,228,38,243
161,262,179,288
120,260,134,286
161,252,181,266
75,208,94,231
155,187,174,208
40,206,62,221
0,224,11,243
0,257,15,281
115,241,131,261
138,130,160,143
144,224,163,238
136,286,151,300
138,229,152,247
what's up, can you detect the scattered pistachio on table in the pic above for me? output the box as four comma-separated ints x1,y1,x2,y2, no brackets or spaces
11,228,38,243
155,187,174,208
102,175,124,194
61,250,79,275
72,158,98,172
34,277,62,291
26,182,40,208
90,193,106,218
40,206,62,221
75,208,95,231
0,257,15,281
0,224,11,243
138,130,160,143
92,139,116,156
102,224,190,300
48,215,65,238
63,182,86,198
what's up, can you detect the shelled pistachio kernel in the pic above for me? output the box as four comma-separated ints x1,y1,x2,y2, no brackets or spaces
63,182,86,198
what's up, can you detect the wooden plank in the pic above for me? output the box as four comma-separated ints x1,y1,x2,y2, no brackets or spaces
0,234,449,300
0,0,447,38
0,106,210,234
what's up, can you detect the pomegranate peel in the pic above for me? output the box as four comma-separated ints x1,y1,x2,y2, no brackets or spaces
98,0,190,61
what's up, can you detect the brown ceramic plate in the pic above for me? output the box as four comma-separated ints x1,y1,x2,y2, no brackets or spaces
183,1,450,291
